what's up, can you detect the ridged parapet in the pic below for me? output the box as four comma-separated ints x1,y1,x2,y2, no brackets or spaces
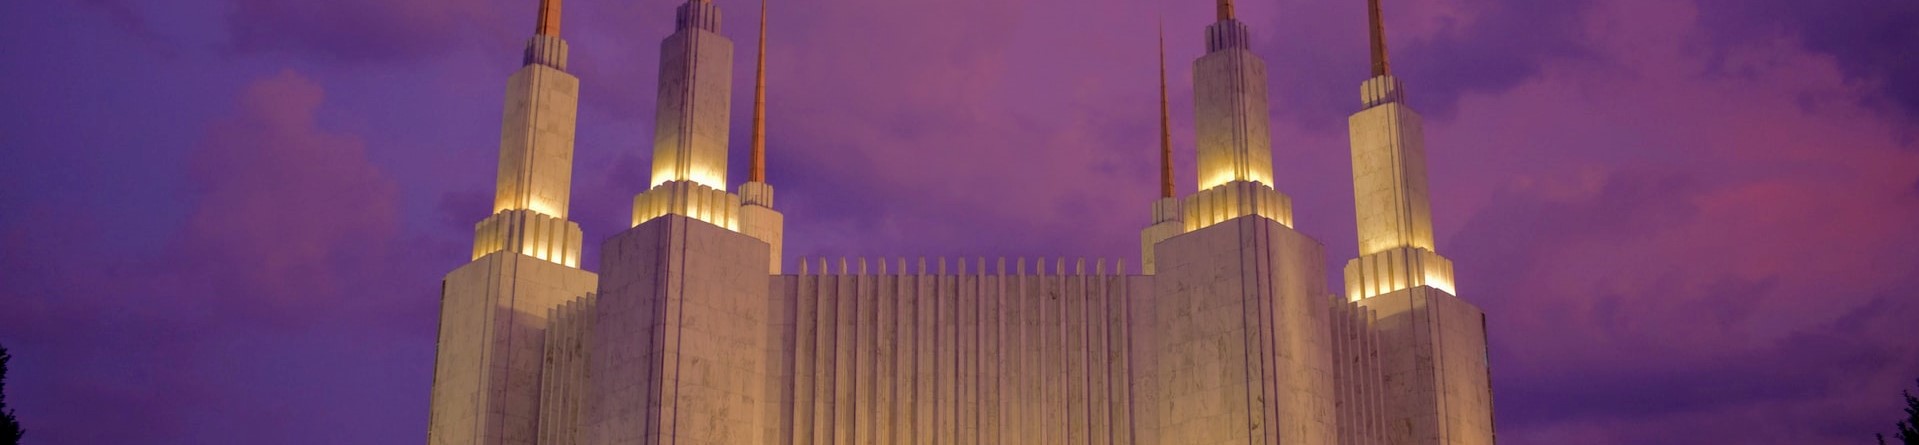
537,294,594,445
523,35,569,70
1183,180,1294,231
739,181,775,207
1205,19,1253,52
676,0,722,33
1343,246,1455,302
1360,75,1404,109
1141,197,1184,275
631,180,742,231
737,181,783,274
472,209,584,267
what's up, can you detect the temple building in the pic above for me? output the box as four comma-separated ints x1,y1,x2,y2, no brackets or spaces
423,0,1497,443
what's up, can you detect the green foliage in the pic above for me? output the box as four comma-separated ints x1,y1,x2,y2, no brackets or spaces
0,343,21,445
1884,379,1919,445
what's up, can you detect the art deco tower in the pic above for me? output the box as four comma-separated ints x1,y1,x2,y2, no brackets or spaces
1342,0,1449,300
629,0,750,232
1336,0,1496,442
588,0,782,442
649,0,732,191
426,0,599,443
1137,2,1340,442
1183,0,1294,232
1140,21,1183,274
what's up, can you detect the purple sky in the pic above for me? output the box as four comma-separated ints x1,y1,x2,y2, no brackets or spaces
2,0,1918,443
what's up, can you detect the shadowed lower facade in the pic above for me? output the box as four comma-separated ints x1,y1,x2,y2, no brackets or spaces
425,0,1497,444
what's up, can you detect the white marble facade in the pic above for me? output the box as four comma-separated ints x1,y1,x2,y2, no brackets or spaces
427,2,1498,445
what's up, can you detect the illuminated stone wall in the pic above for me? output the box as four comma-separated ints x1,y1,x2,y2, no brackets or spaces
426,252,597,445
771,257,1147,445
588,215,775,445
1352,288,1495,445
1140,215,1338,445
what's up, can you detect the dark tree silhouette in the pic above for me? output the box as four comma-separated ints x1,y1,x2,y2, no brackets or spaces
0,343,21,445
1882,378,1919,445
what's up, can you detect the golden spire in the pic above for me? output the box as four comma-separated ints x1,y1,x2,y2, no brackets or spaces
535,0,563,36
1158,18,1175,198
1368,0,1390,77
1218,0,1236,21
747,0,769,182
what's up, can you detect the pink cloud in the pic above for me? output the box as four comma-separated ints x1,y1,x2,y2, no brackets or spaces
177,69,402,312
1428,0,1919,441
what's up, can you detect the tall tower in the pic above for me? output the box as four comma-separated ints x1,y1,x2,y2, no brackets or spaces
591,0,781,442
630,0,746,231
649,0,733,190
1339,0,1496,442
1140,20,1183,275
738,0,785,273
426,0,600,443
1184,0,1293,231
1343,0,1445,295
1139,2,1339,442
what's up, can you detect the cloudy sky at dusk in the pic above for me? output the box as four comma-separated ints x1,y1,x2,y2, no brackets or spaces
3,0,1918,443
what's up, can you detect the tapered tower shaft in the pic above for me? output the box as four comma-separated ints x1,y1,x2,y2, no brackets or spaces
1192,7,1275,190
748,0,768,182
480,0,584,266
1368,0,1390,77
426,3,598,445
1158,21,1175,199
536,0,562,36
648,0,734,190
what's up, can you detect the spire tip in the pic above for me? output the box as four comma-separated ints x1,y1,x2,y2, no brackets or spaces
1158,18,1175,199
535,0,563,36
1368,0,1391,77
747,0,769,182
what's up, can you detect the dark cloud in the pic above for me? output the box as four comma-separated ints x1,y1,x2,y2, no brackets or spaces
1396,0,1597,119
225,0,509,63
1247,0,1598,130
1697,0,1919,123
1449,166,1919,443
0,70,440,444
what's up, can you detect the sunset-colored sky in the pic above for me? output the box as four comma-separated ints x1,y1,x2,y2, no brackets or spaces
2,0,1917,443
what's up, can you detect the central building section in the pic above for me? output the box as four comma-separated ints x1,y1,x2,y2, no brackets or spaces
774,257,1147,445
768,210,1337,445
426,0,1497,443
585,212,1336,445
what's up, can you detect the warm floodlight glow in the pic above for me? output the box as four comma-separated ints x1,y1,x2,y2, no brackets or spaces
1199,169,1274,191
1344,246,1456,302
651,166,726,191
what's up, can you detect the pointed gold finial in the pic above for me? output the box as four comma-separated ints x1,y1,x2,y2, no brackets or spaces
747,0,769,182
1158,18,1175,198
1218,0,1236,21
536,0,563,36
1368,0,1390,77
